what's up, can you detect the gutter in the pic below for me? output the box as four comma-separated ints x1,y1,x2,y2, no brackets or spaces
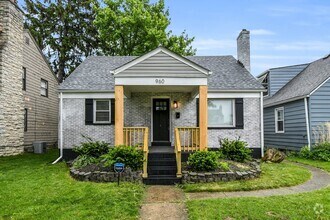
52,92,63,164
260,92,264,157
304,97,311,150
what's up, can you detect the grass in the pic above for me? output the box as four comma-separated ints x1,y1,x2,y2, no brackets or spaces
287,156,330,172
0,150,145,220
182,162,311,192
187,187,330,220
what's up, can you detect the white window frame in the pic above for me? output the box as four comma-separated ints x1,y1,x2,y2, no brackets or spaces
93,99,111,124
275,107,285,133
40,79,48,97
208,98,236,128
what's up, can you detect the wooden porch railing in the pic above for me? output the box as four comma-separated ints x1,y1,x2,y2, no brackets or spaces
175,127,200,152
174,128,182,178
123,127,149,178
174,127,200,178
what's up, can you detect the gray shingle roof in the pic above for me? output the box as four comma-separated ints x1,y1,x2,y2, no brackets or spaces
264,56,330,106
59,55,264,91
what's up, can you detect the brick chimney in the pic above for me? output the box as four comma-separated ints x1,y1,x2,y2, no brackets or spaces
237,29,250,72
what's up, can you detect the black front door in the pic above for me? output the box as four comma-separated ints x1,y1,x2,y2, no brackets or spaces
152,99,170,146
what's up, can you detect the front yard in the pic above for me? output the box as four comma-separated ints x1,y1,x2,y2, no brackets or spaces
187,187,330,219
0,150,144,220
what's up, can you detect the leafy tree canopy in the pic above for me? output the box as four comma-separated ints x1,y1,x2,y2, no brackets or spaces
95,0,196,56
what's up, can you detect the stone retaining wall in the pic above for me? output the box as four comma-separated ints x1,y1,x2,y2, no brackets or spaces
182,161,261,184
70,167,142,183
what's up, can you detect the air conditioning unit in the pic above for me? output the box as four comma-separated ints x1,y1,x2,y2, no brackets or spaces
32,141,47,154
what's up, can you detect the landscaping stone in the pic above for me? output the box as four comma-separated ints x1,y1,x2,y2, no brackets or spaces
69,167,142,183
182,161,261,183
262,148,286,163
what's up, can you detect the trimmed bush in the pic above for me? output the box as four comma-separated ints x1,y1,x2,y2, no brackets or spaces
73,136,110,157
218,161,230,171
220,138,252,162
299,142,330,161
101,145,144,171
187,151,219,172
73,155,100,169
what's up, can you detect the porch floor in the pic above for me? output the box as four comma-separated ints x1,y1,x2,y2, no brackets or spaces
149,146,174,153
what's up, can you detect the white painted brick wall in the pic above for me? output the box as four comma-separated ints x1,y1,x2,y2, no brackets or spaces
62,94,261,149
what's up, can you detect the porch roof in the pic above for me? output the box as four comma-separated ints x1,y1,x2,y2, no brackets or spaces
60,53,264,92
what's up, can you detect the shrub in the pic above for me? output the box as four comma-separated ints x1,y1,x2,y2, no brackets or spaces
220,138,252,162
298,142,330,161
187,151,219,172
73,136,110,157
219,161,230,171
72,155,100,169
299,146,312,158
101,145,144,171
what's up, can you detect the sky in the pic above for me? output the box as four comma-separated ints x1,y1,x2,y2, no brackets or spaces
17,0,330,76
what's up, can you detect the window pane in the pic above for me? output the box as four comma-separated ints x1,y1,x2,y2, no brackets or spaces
277,121,284,131
96,112,110,122
208,99,233,126
40,88,47,96
96,101,109,110
41,80,46,88
277,109,283,120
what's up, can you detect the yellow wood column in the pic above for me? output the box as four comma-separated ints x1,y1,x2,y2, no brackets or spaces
115,85,124,146
199,85,208,150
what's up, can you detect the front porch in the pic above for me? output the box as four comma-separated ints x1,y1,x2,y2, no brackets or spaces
115,85,209,184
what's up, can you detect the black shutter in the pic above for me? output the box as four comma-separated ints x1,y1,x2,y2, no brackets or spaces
111,99,115,124
85,99,93,125
235,98,244,129
196,99,199,126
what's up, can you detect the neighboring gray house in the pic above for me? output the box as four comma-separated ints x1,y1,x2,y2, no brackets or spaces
258,55,330,151
0,0,59,156
58,29,264,183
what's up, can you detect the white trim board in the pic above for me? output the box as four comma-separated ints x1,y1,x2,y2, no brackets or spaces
115,77,207,86
111,47,212,76
197,92,261,98
61,93,115,99
309,76,330,96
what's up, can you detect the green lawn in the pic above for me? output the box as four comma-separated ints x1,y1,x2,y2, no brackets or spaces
187,187,330,220
287,156,330,172
182,162,311,192
0,150,145,220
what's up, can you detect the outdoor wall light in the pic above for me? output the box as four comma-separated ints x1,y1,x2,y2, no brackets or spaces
173,101,178,109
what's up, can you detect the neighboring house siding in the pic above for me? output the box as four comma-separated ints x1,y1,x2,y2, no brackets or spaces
264,99,308,150
208,98,261,149
309,79,330,144
62,94,261,150
268,64,308,96
23,31,58,149
119,51,205,77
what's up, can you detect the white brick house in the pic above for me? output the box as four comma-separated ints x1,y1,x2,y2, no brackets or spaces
58,30,265,181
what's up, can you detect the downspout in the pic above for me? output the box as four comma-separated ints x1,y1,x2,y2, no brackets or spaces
260,92,264,157
53,92,63,164
304,97,311,150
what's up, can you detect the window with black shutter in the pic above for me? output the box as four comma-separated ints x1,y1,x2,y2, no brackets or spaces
85,99,115,125
197,98,244,129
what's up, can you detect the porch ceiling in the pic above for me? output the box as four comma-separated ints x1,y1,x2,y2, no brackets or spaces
124,85,198,93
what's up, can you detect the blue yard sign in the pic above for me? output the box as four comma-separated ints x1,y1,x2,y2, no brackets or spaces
114,162,125,173
114,163,125,186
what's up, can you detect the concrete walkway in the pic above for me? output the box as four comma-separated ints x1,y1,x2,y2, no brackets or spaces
186,163,330,200
140,186,188,220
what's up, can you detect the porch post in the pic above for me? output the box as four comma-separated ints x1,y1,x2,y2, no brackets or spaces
199,85,208,150
115,85,124,145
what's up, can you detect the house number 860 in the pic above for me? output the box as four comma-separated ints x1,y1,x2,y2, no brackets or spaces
155,79,165,84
